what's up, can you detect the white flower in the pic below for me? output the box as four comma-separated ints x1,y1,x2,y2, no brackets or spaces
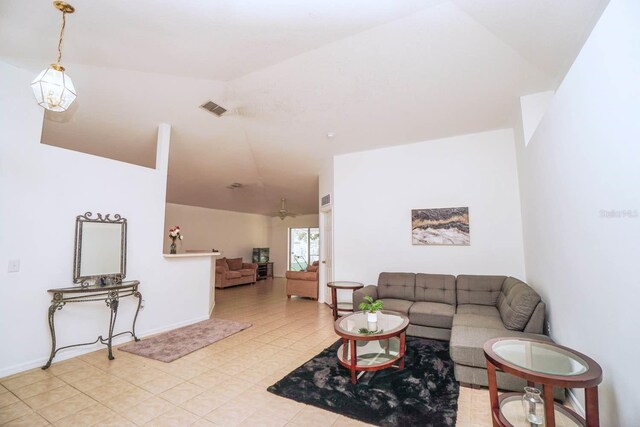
180,235,184,240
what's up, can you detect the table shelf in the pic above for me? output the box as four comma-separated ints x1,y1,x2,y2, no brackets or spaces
495,393,585,427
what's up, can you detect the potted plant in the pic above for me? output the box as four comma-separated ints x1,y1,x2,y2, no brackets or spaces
359,295,383,323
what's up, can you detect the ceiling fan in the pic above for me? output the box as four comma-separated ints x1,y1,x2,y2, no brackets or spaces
271,198,298,220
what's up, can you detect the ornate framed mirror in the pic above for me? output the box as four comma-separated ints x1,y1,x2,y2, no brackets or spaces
73,212,127,285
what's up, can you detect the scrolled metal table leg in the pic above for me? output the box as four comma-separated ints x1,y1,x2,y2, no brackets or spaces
42,300,64,369
106,294,119,360
132,290,142,341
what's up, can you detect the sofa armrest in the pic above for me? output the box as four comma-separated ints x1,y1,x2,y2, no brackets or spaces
353,285,378,311
242,263,258,270
285,271,318,281
523,301,546,334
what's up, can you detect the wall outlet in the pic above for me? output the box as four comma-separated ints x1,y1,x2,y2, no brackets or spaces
7,259,20,273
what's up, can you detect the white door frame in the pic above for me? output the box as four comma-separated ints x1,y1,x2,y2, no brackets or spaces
319,206,333,304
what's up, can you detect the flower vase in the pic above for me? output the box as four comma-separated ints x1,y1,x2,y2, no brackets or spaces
170,241,177,254
521,387,544,425
367,312,378,323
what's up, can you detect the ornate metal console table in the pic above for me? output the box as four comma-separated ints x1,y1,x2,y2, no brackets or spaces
43,280,142,369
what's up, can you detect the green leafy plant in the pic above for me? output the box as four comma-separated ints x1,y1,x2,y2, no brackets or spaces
358,327,384,335
358,295,383,313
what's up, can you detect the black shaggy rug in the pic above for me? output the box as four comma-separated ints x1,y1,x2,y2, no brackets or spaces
267,337,459,426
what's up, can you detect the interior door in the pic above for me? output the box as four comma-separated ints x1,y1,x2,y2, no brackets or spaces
321,209,333,305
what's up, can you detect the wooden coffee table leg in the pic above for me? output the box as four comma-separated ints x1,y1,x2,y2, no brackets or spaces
331,288,338,320
585,386,599,427
399,332,406,369
349,339,357,384
486,361,499,427
543,384,556,427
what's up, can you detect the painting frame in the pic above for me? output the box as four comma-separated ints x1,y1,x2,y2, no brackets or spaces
411,207,470,246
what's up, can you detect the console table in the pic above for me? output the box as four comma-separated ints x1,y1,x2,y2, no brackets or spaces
43,280,142,369
484,337,602,427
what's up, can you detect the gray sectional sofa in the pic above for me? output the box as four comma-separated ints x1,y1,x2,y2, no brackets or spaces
354,272,561,396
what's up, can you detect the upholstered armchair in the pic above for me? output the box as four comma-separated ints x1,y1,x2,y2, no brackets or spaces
215,257,258,289
286,261,319,299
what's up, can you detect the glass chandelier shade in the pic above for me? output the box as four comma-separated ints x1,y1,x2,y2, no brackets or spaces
32,1,77,112
31,64,77,112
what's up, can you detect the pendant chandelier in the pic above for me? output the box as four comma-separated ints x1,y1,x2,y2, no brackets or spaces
31,1,77,112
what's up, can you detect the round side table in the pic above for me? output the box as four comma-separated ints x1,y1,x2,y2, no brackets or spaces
327,281,364,320
483,337,602,427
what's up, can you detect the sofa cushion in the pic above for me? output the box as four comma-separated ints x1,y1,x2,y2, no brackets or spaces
225,271,242,279
409,302,454,329
215,258,228,270
226,258,243,271
497,277,541,331
378,298,414,316
450,325,552,368
306,265,319,272
453,304,504,330
456,275,506,306
415,274,456,305
285,271,317,281
377,272,415,300
238,268,255,277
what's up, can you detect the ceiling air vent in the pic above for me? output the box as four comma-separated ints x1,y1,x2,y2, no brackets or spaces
321,194,331,206
200,100,227,117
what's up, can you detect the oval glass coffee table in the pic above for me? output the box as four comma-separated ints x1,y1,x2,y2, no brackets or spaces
483,338,602,427
334,310,409,384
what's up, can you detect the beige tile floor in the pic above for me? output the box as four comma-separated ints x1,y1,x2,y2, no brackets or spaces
0,278,492,426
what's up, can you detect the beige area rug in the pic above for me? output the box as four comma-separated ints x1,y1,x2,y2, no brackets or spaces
118,318,251,362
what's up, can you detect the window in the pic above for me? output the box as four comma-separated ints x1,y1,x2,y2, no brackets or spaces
289,227,320,271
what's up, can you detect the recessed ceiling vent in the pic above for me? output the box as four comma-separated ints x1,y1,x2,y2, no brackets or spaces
200,100,227,117
226,182,243,190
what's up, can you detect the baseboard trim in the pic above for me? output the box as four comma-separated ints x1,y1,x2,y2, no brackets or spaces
0,315,210,379
567,389,585,417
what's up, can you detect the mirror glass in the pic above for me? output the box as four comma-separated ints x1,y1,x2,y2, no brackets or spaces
74,212,127,284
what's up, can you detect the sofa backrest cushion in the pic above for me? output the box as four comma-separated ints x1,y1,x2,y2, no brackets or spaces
497,277,542,331
226,258,243,271
216,257,228,270
415,274,456,305
377,272,415,300
456,275,506,306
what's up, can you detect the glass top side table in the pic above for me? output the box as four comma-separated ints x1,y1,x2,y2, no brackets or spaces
327,281,364,320
484,338,602,427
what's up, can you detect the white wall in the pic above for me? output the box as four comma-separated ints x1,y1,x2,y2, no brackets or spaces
318,158,334,302
0,61,211,377
514,1,640,424
333,129,526,285
269,215,320,277
164,203,270,260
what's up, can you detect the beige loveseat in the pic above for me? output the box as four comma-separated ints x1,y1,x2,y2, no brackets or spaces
215,257,257,289
354,273,563,398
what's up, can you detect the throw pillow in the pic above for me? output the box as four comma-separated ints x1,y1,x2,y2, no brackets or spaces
226,257,243,271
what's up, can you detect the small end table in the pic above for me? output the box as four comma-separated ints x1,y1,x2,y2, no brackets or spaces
327,281,364,320
483,337,602,427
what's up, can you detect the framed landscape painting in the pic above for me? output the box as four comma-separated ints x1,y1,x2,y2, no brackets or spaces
411,207,470,245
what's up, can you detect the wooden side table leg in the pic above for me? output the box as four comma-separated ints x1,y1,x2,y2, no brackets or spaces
331,288,338,320
486,361,499,427
543,384,556,427
349,339,357,384
585,386,600,427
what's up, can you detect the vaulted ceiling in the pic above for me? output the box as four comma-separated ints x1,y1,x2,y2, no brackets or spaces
0,0,608,215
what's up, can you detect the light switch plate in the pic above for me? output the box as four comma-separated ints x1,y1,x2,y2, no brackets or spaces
8,259,20,273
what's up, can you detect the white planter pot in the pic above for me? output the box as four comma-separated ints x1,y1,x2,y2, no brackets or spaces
367,312,378,323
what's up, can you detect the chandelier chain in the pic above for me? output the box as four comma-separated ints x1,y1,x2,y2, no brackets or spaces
57,11,67,65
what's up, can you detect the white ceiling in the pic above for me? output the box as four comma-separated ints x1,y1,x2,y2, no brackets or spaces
0,0,608,215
